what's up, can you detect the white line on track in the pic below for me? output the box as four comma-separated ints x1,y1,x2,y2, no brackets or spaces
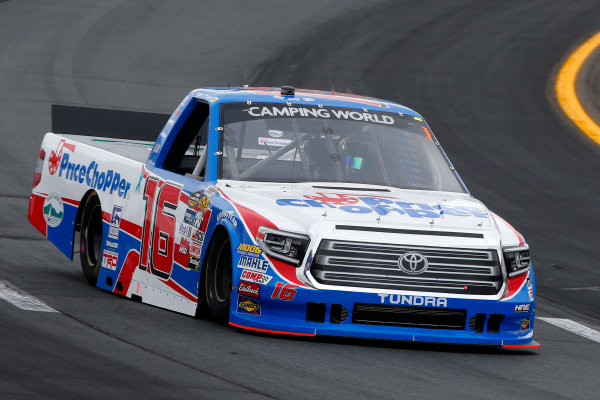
0,280,58,312
539,317,600,344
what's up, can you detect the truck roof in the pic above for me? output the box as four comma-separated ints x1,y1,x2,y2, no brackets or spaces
190,87,421,117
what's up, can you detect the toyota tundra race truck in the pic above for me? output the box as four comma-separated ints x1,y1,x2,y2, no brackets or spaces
28,86,537,347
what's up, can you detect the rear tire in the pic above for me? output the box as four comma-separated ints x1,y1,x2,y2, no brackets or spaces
80,194,102,286
205,231,232,324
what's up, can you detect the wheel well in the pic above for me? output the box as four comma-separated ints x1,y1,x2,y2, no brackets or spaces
74,190,100,233
199,225,231,296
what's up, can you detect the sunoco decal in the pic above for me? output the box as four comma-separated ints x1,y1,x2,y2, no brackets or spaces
237,295,261,315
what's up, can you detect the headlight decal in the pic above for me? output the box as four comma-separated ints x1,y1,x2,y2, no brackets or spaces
256,226,310,266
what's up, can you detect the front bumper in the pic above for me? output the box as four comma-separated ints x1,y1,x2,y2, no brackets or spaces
230,268,536,346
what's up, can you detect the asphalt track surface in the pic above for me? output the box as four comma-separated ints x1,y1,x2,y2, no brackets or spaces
1,1,600,399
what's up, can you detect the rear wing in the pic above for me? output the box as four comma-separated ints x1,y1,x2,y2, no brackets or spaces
51,104,170,142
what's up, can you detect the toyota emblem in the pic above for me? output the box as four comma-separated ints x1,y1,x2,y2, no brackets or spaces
398,252,429,274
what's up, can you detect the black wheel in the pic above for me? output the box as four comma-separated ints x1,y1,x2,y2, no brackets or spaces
80,194,102,286
205,231,232,324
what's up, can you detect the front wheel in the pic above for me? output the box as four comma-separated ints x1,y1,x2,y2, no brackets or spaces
204,231,232,324
80,194,103,286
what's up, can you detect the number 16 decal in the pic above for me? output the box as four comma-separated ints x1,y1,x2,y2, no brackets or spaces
140,177,182,280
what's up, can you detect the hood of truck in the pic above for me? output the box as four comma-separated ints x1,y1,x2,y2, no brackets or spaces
218,181,505,246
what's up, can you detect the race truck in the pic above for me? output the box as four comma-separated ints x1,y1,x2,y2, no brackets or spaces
28,86,537,347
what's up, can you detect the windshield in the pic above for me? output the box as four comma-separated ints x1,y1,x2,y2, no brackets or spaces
219,102,466,193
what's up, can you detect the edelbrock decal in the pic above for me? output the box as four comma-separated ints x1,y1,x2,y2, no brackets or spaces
238,281,260,298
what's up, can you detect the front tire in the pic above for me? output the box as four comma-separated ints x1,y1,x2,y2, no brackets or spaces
80,194,102,286
205,231,232,324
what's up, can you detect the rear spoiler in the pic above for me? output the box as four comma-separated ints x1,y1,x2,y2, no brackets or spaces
51,104,170,142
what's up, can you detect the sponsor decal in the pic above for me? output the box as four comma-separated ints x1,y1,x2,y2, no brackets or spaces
520,318,530,331
108,205,122,240
193,212,204,229
188,191,202,209
514,304,530,313
237,295,261,315
191,89,218,103
189,242,202,257
187,191,210,211
179,238,190,255
304,192,361,205
57,153,132,199
240,270,273,285
48,140,76,175
198,195,210,210
184,209,197,226
179,223,192,237
236,243,262,258
276,193,488,218
203,186,218,197
192,229,205,243
188,255,200,271
135,170,144,192
238,281,260,298
43,193,64,227
268,129,284,138
216,210,237,227
246,106,395,125
167,119,175,126
527,275,534,301
237,255,268,273
105,240,118,249
152,143,161,153
102,250,118,271
258,137,292,147
378,293,448,308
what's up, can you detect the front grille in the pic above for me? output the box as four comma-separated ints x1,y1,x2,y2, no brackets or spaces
310,240,503,295
352,303,467,330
